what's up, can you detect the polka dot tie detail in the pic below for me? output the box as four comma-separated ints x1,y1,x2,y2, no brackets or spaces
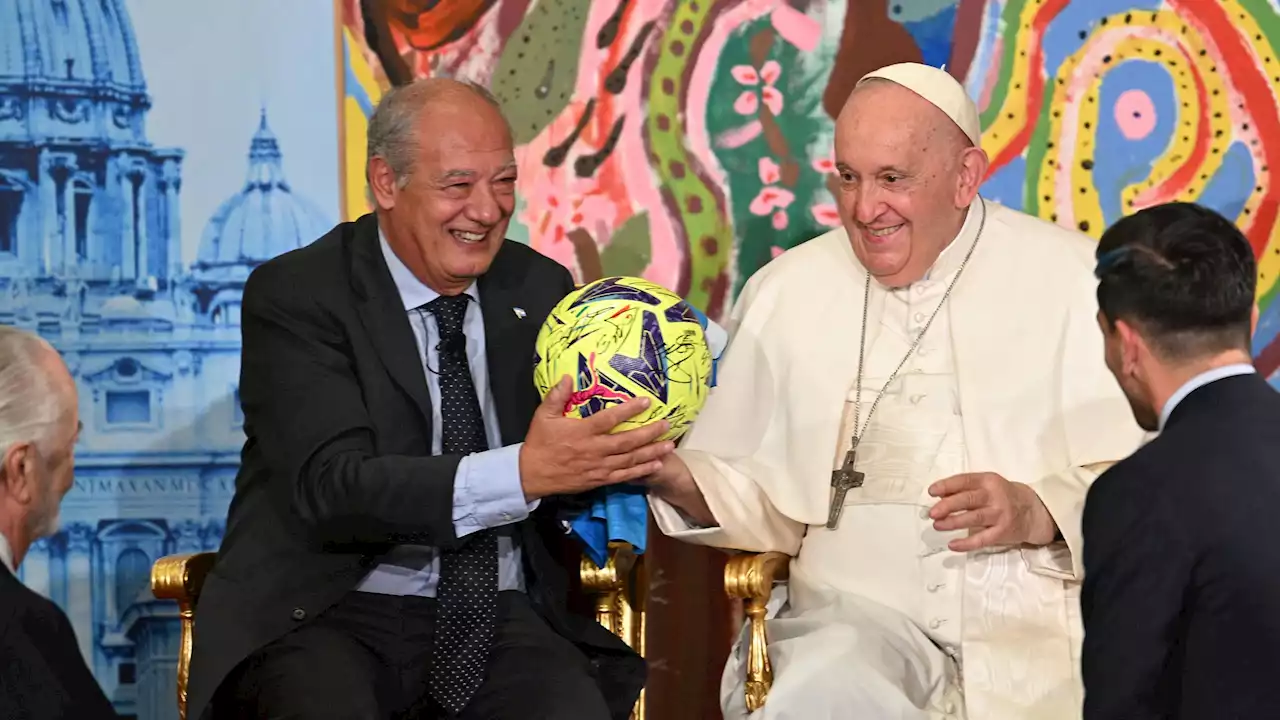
423,294,498,715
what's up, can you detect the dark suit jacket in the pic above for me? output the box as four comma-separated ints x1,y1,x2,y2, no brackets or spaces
1082,372,1280,719
187,214,644,720
0,561,117,720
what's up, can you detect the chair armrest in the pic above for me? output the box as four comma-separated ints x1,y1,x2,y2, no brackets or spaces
150,552,216,720
581,540,645,712
580,542,640,644
581,542,646,719
724,551,791,713
151,552,217,604
725,551,790,601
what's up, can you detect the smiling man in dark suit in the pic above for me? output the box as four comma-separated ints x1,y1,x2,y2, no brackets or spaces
187,78,673,720
1083,202,1280,719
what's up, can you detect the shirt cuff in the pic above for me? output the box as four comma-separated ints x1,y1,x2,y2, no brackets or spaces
453,443,538,538
648,494,721,537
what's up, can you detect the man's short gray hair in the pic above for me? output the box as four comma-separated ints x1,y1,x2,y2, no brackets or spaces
365,78,504,190
0,326,61,456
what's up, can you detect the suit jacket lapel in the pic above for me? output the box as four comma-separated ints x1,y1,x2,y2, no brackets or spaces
480,247,537,446
348,216,435,431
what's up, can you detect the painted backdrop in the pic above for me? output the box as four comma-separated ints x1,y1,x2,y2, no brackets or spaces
339,3,1280,716
4,1,1280,719
0,1,339,718
342,0,1280,384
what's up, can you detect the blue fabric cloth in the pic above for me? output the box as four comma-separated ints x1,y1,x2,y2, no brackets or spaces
569,303,727,567
569,484,651,568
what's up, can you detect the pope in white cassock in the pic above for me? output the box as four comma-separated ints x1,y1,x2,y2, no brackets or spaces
644,63,1148,719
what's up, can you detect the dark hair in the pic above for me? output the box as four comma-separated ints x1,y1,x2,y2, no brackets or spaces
1095,202,1255,361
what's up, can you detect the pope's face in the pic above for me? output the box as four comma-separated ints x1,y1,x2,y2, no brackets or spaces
833,81,979,287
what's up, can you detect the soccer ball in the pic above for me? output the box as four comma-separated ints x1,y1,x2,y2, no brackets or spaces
533,276,713,441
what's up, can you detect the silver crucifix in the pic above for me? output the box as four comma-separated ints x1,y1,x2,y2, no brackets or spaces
826,448,865,529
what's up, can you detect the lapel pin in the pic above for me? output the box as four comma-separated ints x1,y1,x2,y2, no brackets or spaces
513,307,526,319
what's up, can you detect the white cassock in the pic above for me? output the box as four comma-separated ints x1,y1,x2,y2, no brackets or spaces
650,199,1147,720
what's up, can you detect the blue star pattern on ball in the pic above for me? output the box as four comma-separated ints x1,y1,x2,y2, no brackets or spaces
534,276,713,443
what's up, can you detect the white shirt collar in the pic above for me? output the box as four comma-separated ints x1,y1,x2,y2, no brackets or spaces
378,230,479,310
0,532,14,574
1158,363,1256,431
922,198,982,282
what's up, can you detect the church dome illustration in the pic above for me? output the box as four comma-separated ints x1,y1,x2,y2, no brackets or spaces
0,0,184,320
189,110,330,324
0,0,148,146
193,110,330,281
0,3,248,717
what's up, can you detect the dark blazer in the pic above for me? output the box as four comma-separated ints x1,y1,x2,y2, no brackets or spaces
0,561,117,720
186,214,644,720
1081,371,1280,719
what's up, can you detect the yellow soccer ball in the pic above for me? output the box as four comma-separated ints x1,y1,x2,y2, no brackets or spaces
533,276,713,441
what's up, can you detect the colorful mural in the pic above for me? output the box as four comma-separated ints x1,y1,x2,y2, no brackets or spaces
339,0,1280,376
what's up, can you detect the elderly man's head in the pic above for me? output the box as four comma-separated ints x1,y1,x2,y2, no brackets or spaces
366,78,517,295
0,327,79,562
834,67,989,287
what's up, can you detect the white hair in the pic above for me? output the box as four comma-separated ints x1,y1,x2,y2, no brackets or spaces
365,77,505,191
0,326,62,456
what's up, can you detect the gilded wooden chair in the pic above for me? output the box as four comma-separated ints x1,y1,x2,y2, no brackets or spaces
150,542,645,720
581,541,648,720
149,551,217,720
723,551,791,712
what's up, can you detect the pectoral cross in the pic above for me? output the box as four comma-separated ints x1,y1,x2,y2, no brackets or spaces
826,448,865,529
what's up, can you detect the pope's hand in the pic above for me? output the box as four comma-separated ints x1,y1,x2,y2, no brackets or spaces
641,453,718,528
926,472,1058,551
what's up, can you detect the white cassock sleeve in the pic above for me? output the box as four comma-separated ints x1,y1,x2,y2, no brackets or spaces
1020,262,1149,583
648,271,808,555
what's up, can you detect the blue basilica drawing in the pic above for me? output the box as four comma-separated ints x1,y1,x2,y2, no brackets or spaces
0,1,331,717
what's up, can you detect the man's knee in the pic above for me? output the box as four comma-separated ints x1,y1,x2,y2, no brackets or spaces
212,625,387,719
511,672,609,720
753,665,928,720
737,623,943,720
465,594,612,720
459,658,608,720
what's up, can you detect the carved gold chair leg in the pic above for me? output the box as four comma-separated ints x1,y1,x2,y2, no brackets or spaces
581,542,635,637
725,551,791,713
626,553,647,720
581,541,645,719
150,551,217,720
